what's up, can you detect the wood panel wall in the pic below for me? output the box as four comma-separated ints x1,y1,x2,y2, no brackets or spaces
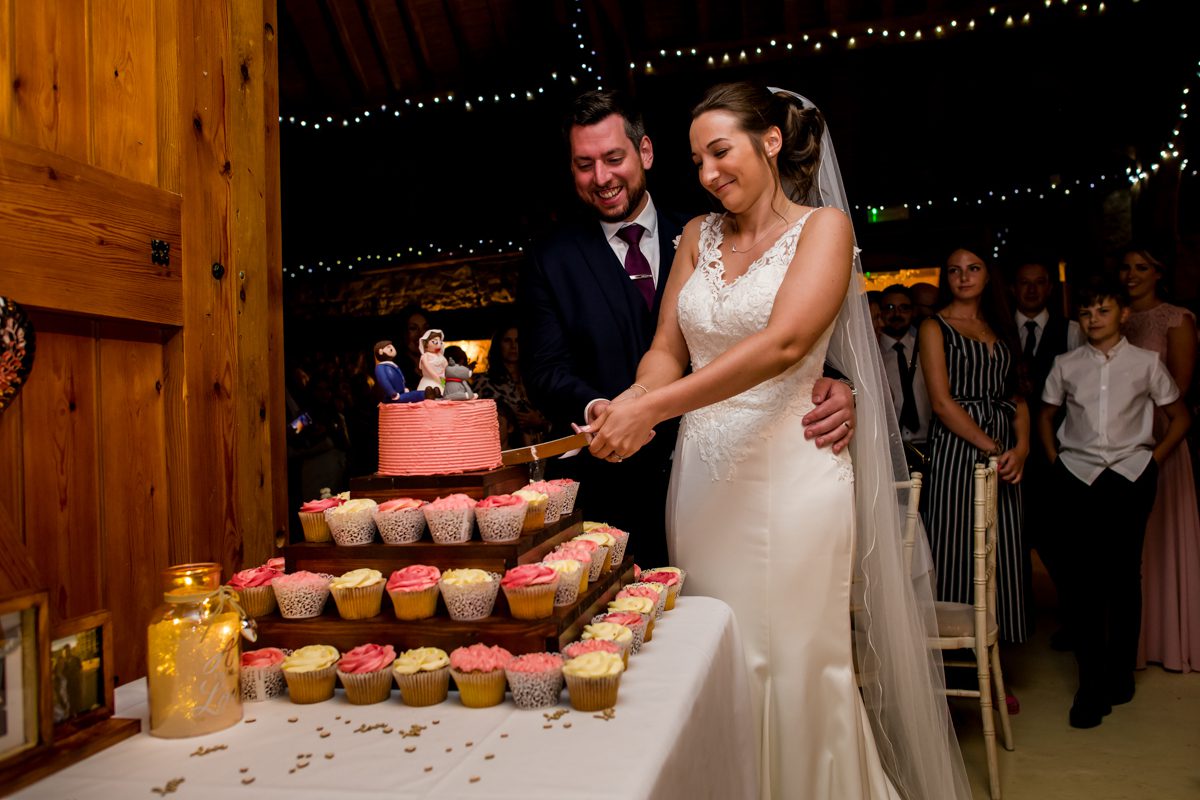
0,0,284,685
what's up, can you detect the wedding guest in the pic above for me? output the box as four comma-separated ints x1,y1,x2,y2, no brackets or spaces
1012,259,1084,646
474,325,550,448
1120,247,1200,673
878,284,931,468
1039,275,1190,727
920,247,1031,643
911,281,939,325
519,89,855,568
867,290,884,338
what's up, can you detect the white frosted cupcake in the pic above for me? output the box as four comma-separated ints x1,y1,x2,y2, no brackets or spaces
392,648,450,706
609,594,657,642
562,651,624,712
328,568,385,620
374,498,427,543
581,621,634,668
574,532,615,574
587,525,629,570
281,645,340,704
475,494,528,542
525,481,566,524
326,498,378,545
543,558,584,607
423,494,477,544
513,489,548,533
592,611,648,654
622,581,668,619
438,569,500,621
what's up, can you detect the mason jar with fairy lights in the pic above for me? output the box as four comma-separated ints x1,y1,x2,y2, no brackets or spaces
146,563,251,738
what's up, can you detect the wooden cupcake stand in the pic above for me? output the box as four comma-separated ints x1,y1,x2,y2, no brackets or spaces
254,465,634,655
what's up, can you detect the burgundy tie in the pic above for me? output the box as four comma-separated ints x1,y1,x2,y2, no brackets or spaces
617,224,655,311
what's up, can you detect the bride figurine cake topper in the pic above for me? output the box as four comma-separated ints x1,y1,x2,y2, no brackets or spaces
417,329,447,397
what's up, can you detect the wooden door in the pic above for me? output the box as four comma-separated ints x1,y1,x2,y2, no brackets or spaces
0,0,285,684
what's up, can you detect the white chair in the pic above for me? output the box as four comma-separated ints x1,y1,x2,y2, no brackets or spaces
927,457,1014,800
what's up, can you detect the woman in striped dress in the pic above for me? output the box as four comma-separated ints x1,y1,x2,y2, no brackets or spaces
919,247,1032,643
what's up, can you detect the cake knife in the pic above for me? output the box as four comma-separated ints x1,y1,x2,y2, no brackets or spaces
499,432,591,466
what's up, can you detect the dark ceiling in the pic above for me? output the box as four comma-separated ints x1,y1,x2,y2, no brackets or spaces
277,0,1196,283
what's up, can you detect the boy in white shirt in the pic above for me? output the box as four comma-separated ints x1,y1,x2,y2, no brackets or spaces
1039,276,1190,729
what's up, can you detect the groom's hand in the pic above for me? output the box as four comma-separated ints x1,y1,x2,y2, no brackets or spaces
804,378,855,453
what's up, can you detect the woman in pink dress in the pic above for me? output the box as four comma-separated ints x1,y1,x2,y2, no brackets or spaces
1120,247,1200,672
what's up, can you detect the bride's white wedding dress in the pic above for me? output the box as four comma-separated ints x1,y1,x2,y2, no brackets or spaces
667,210,901,799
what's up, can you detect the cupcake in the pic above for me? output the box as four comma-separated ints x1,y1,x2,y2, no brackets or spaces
504,652,564,709
544,549,591,593
227,566,279,617
298,497,342,542
562,651,624,712
475,494,528,542
392,647,451,706
565,539,605,582
240,648,286,702
548,478,579,515
329,568,385,620
265,557,286,572
337,644,396,705
622,582,668,619
326,498,379,546
581,621,634,668
374,498,427,544
449,644,513,708
609,595,657,641
593,611,648,653
543,558,584,607
642,569,683,610
589,525,630,570
423,494,477,544
438,569,501,621
272,571,332,619
525,481,565,523
386,565,441,620
500,564,560,620
574,532,614,574
562,639,622,660
513,488,548,533
281,645,340,704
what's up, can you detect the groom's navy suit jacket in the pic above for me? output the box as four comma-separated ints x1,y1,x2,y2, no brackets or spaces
519,206,690,567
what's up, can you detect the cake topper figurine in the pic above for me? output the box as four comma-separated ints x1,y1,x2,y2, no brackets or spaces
374,340,432,403
417,329,447,395
442,359,476,401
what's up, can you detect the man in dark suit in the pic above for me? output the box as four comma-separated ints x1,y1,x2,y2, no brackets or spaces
519,90,854,568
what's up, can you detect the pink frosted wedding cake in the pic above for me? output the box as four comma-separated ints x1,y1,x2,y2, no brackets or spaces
378,399,502,476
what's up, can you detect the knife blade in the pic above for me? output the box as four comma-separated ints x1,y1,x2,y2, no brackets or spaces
500,432,591,466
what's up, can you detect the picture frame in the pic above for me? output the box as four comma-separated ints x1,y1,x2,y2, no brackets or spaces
0,589,49,768
49,610,114,738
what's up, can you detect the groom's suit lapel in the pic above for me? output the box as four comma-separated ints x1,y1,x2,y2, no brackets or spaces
653,213,684,316
573,224,644,360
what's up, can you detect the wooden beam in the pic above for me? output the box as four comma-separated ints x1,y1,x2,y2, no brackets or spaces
0,136,183,325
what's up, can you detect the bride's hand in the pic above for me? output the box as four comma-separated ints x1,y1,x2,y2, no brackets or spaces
588,400,656,462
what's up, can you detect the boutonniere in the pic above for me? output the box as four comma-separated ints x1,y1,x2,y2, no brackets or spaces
672,234,682,250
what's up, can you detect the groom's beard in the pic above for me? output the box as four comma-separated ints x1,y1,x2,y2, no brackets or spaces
591,180,647,224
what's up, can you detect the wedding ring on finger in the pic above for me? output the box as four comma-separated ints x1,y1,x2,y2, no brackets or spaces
842,421,851,429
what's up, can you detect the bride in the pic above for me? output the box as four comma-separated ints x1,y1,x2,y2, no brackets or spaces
588,83,971,799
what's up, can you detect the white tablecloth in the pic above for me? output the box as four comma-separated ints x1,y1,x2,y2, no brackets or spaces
16,596,756,799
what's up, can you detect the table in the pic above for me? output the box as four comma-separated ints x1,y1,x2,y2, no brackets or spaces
15,596,757,799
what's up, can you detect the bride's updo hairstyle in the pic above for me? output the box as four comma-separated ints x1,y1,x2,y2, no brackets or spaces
691,82,825,203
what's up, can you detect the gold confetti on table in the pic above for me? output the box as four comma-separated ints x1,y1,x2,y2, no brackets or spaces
325,753,335,759
405,746,416,753
593,708,616,721
563,723,572,729
320,731,331,738
151,778,185,796
190,744,228,757
238,768,249,774
470,776,481,783
465,741,473,747
244,718,256,724
424,766,433,773
288,717,298,723
500,733,508,738
485,754,495,760
240,777,255,786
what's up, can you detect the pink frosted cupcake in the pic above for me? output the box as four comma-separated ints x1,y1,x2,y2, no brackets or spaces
423,494,477,544
548,478,579,515
525,481,566,523
374,498,427,544
563,639,621,660
449,644,513,708
337,644,396,705
581,622,634,668
504,652,565,709
438,569,501,621
642,568,684,610
298,497,342,542
272,571,333,619
573,532,613,575
265,557,285,572
611,594,657,641
500,564,559,620
475,494,528,542
240,647,287,702
564,539,605,582
326,498,379,545
386,565,441,620
622,582,668,619
542,558,584,607
227,566,279,617
593,611,648,653
545,547,592,592
588,525,630,570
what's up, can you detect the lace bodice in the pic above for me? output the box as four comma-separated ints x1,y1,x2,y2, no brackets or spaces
677,211,847,480
1124,302,1195,361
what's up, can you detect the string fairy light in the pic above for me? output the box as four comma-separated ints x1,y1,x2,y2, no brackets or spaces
286,240,525,280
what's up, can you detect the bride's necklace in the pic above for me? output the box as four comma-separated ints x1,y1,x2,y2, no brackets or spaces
729,214,789,253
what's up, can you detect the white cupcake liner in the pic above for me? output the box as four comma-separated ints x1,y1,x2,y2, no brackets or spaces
552,563,584,607
326,507,378,546
476,502,527,542
438,574,500,621
505,665,565,709
424,506,475,544
606,530,630,570
541,485,566,524
625,582,668,619
592,613,647,653
273,575,334,619
556,482,579,516
240,663,286,702
375,507,427,544
585,546,609,582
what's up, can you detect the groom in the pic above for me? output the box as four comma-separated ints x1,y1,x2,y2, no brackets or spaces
519,90,855,568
